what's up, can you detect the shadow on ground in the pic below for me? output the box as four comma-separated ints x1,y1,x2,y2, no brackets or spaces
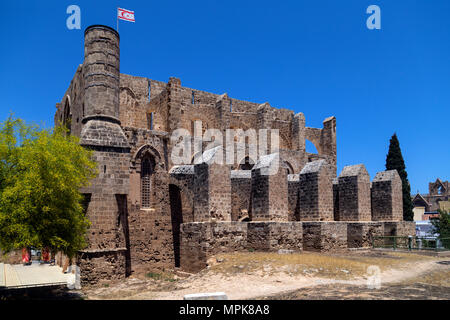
0,286,84,300
259,283,449,300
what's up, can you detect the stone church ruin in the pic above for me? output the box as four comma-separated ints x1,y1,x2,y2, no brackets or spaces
54,25,415,284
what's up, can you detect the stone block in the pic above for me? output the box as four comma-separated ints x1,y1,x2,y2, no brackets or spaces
383,221,416,237
247,222,303,252
184,292,228,300
347,222,384,248
302,222,347,252
194,146,231,222
298,159,333,221
251,153,288,221
371,170,403,221
231,170,252,221
337,164,371,221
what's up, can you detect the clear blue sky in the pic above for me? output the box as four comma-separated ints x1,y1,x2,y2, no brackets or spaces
1,0,449,194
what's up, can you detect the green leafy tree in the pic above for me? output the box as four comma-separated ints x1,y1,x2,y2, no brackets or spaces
385,133,414,221
0,115,97,258
431,210,450,249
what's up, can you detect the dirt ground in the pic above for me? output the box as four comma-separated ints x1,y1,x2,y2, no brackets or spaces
80,250,450,300
2,250,449,300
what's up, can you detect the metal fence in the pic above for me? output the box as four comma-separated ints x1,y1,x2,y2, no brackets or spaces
372,236,450,252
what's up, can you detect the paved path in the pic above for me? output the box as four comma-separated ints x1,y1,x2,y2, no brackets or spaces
0,263,5,287
0,262,70,289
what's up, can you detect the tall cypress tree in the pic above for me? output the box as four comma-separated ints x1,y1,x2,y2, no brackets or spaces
385,133,414,221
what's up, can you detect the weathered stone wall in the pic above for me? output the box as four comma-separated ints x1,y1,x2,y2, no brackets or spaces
251,154,288,221
280,149,305,174
377,221,416,249
125,128,168,207
125,135,174,273
77,28,132,286
119,74,151,129
194,150,232,222
180,221,302,273
231,170,252,221
371,170,403,221
149,79,167,97
208,222,248,254
83,25,120,121
169,165,195,223
77,148,131,283
298,160,334,221
347,222,384,248
337,164,371,221
179,222,209,272
54,65,85,138
54,24,343,284
77,249,127,286
181,103,222,136
113,74,336,172
180,222,248,273
291,113,306,154
302,222,347,252
247,222,303,252
229,112,258,134
321,117,337,176
383,221,416,237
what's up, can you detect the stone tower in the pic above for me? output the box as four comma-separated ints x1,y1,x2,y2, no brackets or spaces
78,25,131,283
80,25,128,148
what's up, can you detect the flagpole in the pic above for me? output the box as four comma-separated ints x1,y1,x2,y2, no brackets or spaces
116,7,119,32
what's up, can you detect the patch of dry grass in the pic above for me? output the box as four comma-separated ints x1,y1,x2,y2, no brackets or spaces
82,271,180,300
207,250,436,280
145,271,178,282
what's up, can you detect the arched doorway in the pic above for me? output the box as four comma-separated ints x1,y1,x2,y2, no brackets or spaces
169,184,183,267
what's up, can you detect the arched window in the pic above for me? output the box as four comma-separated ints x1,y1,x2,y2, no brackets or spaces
141,154,155,209
282,160,294,175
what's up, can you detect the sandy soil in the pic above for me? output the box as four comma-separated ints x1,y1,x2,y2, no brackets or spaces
81,250,450,300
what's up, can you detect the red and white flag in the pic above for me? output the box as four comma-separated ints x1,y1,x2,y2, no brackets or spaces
118,8,135,22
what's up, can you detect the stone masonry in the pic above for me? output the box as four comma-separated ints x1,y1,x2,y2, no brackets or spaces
336,164,372,221
251,154,288,221
371,170,403,221
347,222,384,248
298,159,334,221
302,222,348,252
53,24,414,283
